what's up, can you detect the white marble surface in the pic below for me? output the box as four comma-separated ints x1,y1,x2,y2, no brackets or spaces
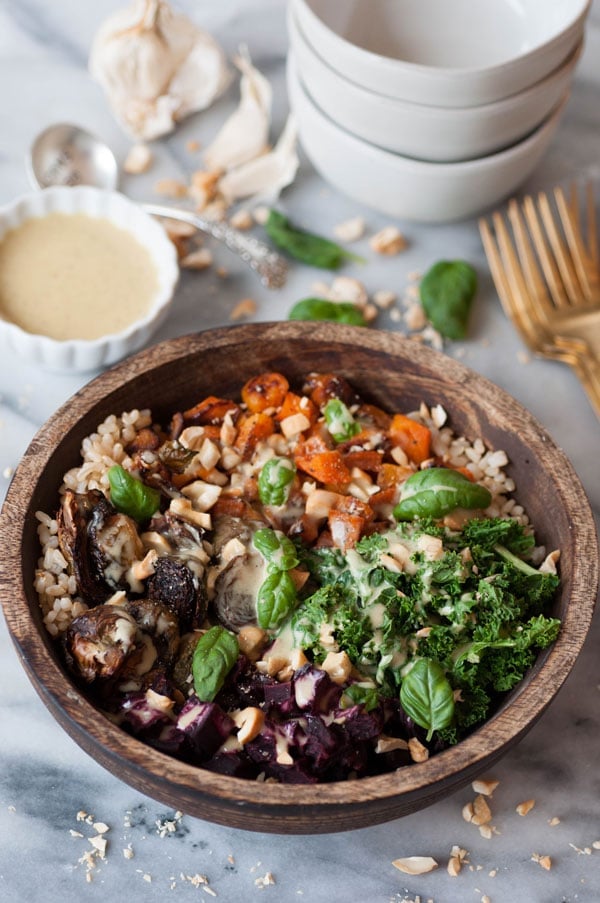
0,2,599,901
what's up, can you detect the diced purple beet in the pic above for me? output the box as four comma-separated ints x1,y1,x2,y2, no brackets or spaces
203,751,259,779
263,679,296,715
119,691,175,735
301,715,341,771
292,665,342,713
151,722,187,756
334,704,383,742
176,698,235,759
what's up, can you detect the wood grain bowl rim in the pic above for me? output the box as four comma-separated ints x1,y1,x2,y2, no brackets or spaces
0,323,597,827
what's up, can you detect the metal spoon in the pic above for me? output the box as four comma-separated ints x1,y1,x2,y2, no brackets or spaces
27,123,288,289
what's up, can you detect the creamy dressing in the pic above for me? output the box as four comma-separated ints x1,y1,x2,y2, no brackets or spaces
0,213,158,340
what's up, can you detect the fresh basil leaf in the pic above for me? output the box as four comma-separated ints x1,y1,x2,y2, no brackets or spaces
253,528,299,571
265,209,364,268
258,457,296,507
341,683,380,712
107,464,160,522
288,297,367,326
420,260,477,340
393,467,491,520
400,658,455,741
257,570,298,630
192,625,239,702
324,398,360,443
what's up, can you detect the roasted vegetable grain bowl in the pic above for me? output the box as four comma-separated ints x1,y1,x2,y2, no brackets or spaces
0,322,597,833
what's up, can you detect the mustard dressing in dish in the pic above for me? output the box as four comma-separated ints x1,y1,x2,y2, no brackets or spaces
0,213,158,340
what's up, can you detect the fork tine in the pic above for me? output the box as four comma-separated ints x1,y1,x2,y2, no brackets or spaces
585,180,599,273
479,218,518,321
522,195,569,309
506,199,553,323
537,190,584,305
554,186,594,302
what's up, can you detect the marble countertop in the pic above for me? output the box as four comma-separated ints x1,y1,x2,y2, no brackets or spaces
0,2,599,901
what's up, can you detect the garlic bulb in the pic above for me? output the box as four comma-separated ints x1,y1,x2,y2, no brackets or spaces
203,47,272,172
89,0,231,141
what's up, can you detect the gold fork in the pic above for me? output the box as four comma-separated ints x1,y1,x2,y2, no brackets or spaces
479,181,600,418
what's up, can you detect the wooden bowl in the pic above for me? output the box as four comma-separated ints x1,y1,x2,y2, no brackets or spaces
1,323,597,833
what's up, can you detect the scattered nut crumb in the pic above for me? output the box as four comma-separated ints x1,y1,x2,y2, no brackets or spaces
517,350,531,364
190,169,222,208
447,845,468,877
216,266,228,279
516,799,535,817
472,779,499,797
143,873,152,882
253,205,270,225
329,276,368,307
229,208,254,230
532,853,552,870
162,218,197,239
481,895,491,903
370,225,407,255
479,825,494,840
123,143,153,175
488,869,497,877
592,840,600,850
333,216,365,243
88,835,107,857
462,802,475,823
186,139,201,152
123,845,134,860
230,297,257,321
548,817,561,826
471,795,492,826
93,822,109,834
392,856,438,875
389,308,401,323
255,872,276,888
181,248,213,270
373,289,397,309
404,303,427,331
154,178,188,199
3,466,14,479
363,302,379,323
407,737,429,763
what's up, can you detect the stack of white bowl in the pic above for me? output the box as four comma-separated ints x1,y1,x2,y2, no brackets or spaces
287,0,591,223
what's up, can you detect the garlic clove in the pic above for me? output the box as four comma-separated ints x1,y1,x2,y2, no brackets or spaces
89,0,230,141
219,115,299,205
203,46,272,172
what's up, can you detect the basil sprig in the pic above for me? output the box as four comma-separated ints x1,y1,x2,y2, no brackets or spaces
400,658,455,742
393,467,492,521
107,464,160,522
288,297,366,326
192,625,239,702
253,528,299,571
257,570,298,630
258,457,296,507
252,527,299,629
265,209,364,269
420,260,477,339
324,398,360,443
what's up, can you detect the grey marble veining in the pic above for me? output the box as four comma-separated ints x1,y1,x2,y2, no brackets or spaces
0,2,599,901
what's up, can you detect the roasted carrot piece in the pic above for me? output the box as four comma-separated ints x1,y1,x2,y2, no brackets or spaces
355,402,392,430
377,462,414,489
389,414,432,464
182,396,240,426
303,373,358,409
328,509,364,551
288,513,320,546
212,497,258,519
241,372,289,412
334,494,375,524
341,449,383,473
234,411,275,459
295,450,352,487
275,391,319,424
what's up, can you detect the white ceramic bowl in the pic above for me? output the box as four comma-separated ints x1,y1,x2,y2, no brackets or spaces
287,58,569,223
289,6,582,163
0,187,179,372
293,0,590,108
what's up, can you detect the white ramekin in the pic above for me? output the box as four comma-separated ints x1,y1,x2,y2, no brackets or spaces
0,186,179,372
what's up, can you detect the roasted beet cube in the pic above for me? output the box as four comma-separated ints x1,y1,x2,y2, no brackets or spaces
176,698,234,759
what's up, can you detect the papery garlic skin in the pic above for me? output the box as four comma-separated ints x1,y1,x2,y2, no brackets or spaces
89,0,231,141
203,47,272,172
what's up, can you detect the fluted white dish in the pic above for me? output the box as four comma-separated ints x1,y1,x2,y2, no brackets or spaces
289,6,582,163
287,58,569,223
0,187,179,372
293,0,591,108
